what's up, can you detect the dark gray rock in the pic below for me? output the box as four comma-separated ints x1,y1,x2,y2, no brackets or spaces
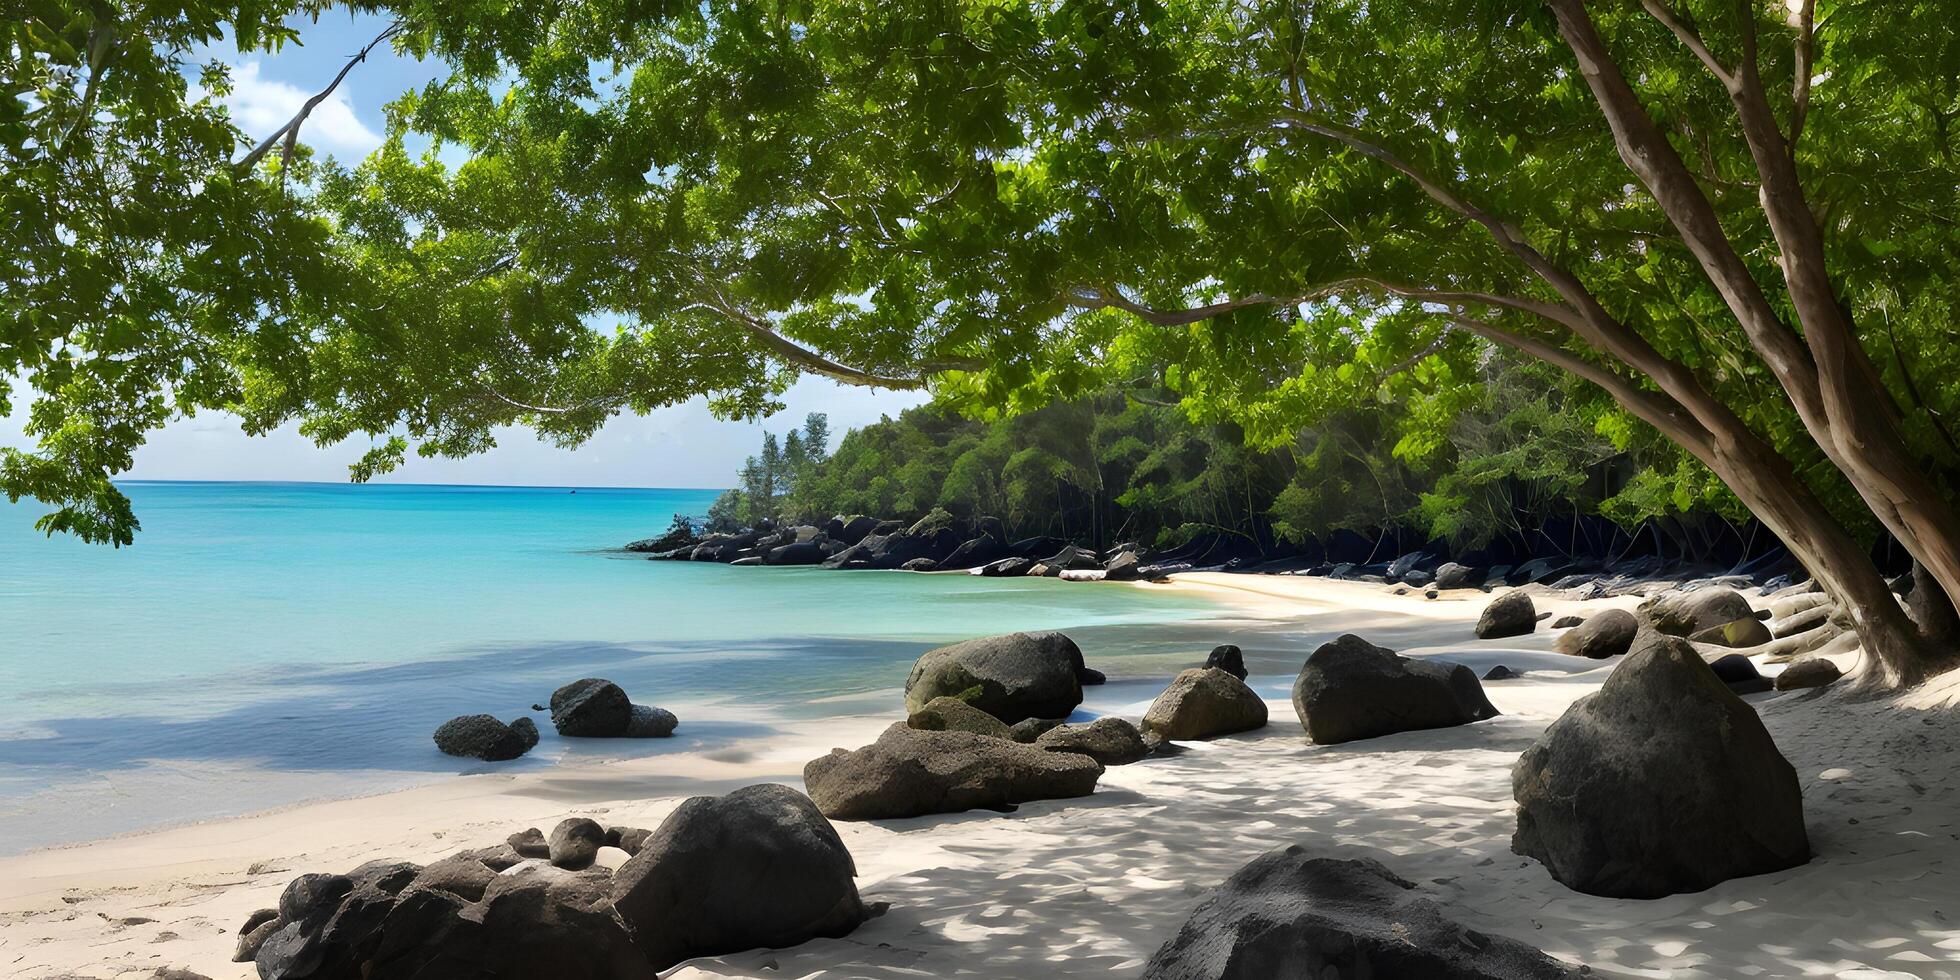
903,631,1085,723
1708,653,1772,693
941,535,1007,570
1483,665,1520,681
979,556,1036,577
1554,608,1638,659
1141,668,1268,740
1550,614,1584,629
907,695,1013,739
232,907,280,962
803,723,1103,820
1204,644,1248,680
1475,591,1537,639
548,817,607,871
549,679,634,737
1077,666,1107,686
612,784,866,971
1038,544,1104,572
624,704,678,738
1291,634,1498,745
610,827,652,855
1143,847,1580,979
764,541,829,565
1512,634,1808,898
403,852,499,902
1103,551,1143,581
508,827,550,858
432,714,539,761
1641,587,1754,637
899,556,939,572
831,514,879,545
1775,657,1843,690
1006,717,1067,743
1036,717,1151,766
1433,562,1480,590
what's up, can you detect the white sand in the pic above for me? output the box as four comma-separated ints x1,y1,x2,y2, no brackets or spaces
4,574,1958,979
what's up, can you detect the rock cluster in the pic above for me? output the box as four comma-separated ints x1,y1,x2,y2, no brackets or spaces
240,785,866,978
550,679,677,739
433,714,539,761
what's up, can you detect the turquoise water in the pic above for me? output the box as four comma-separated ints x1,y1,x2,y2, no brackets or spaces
0,482,1224,851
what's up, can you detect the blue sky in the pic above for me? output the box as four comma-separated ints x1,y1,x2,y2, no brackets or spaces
0,10,926,490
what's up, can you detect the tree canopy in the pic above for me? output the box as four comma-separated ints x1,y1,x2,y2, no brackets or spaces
10,0,1960,680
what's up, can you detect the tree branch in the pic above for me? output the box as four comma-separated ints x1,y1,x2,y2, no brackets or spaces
1638,0,1737,88
237,20,402,171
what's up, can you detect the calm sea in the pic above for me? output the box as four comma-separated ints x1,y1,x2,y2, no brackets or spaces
0,482,1228,852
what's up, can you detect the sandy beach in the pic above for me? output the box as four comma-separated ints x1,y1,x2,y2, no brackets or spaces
5,574,1958,979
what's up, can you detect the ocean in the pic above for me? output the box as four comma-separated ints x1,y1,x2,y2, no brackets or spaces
0,482,1227,852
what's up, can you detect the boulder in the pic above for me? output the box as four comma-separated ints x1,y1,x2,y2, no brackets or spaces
830,515,879,546
257,856,656,980
549,679,634,737
611,784,866,971
1553,608,1637,660
232,907,281,962
1433,562,1481,590
1483,665,1521,681
1103,550,1143,581
1708,653,1772,693
1038,544,1105,572
432,714,539,761
1078,666,1107,685
1475,592,1536,639
803,723,1103,820
1775,657,1843,691
978,556,1035,577
899,557,939,572
1550,614,1584,629
1141,667,1268,740
1402,568,1434,587
1692,616,1773,648
402,853,499,902
764,541,829,566
907,695,1013,739
548,818,607,871
903,631,1085,723
1007,717,1067,743
1511,634,1808,898
507,827,550,859
624,704,678,738
1035,717,1150,766
1142,847,1579,980
1641,587,1755,637
1291,634,1499,745
940,536,1006,570
1204,644,1248,680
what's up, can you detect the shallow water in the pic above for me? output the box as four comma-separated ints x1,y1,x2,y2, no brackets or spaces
0,482,1228,852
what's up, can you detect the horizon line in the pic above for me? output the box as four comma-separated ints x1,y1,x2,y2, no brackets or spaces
113,478,734,492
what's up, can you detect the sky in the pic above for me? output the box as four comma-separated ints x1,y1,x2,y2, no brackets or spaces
0,10,927,490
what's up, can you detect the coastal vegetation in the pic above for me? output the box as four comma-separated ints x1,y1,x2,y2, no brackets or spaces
12,0,1960,684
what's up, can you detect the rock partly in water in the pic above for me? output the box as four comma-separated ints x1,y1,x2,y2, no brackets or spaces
1142,847,1580,980
1141,667,1268,740
1475,591,1537,639
978,556,1035,577
548,818,607,871
1035,717,1151,766
432,714,539,761
907,695,1013,740
1775,657,1843,691
1511,634,1808,898
903,631,1086,723
1550,614,1584,629
549,679,634,737
1103,551,1143,581
611,784,868,971
1204,644,1248,680
1553,608,1637,660
803,723,1103,820
1483,665,1521,681
1291,634,1499,745
624,704,678,738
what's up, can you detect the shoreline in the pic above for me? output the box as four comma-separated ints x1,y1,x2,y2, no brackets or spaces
5,575,1957,979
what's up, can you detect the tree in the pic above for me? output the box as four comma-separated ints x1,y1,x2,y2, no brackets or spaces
16,2,1960,686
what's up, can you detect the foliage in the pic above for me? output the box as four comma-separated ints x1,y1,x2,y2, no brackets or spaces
707,412,829,530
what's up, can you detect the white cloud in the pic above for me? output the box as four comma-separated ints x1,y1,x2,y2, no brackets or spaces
219,61,382,158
